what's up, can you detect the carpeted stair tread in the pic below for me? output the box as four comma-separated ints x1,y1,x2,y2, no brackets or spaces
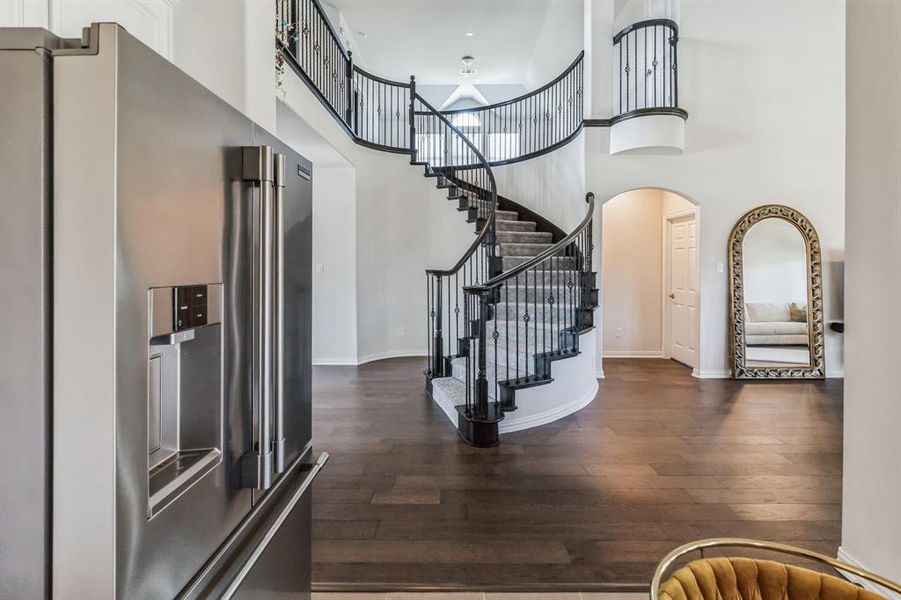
496,219,537,232
496,231,554,244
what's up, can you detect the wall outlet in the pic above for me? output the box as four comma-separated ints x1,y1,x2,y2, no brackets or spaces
316,262,325,273
398,326,406,336
716,262,724,274
615,327,623,338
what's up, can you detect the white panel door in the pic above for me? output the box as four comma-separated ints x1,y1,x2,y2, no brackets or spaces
668,214,698,367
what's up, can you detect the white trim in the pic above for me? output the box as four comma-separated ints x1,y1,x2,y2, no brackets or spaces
313,349,428,366
692,368,731,379
837,547,901,600
312,357,359,366
604,350,664,358
498,379,598,434
356,349,428,364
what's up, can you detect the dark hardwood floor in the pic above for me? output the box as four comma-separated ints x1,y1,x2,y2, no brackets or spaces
311,357,843,589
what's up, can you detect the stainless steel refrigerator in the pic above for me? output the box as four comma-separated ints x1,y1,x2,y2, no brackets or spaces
0,23,323,599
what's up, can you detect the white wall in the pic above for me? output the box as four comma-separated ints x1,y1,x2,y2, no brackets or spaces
602,189,663,355
524,0,584,90
583,0,845,378
841,0,901,588
279,70,474,364
613,0,679,32
173,0,276,130
492,131,587,232
311,167,358,364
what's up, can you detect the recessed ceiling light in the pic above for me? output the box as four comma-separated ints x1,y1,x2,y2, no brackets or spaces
465,32,475,37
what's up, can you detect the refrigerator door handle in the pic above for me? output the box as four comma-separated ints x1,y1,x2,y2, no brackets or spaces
221,452,329,600
241,145,275,490
272,153,287,474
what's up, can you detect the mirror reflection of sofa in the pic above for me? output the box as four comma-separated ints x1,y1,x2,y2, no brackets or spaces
745,302,808,346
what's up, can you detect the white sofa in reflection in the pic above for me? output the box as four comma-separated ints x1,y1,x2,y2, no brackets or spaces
745,302,808,346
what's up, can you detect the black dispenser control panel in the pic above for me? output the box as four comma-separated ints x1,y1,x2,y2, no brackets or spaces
173,285,209,331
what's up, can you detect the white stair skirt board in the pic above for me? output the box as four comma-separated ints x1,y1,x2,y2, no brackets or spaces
430,330,598,434
836,547,901,600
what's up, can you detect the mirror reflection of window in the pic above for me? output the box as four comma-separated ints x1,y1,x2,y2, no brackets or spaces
741,218,810,367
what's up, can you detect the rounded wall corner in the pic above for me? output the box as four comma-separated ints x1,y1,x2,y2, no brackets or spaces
609,113,686,155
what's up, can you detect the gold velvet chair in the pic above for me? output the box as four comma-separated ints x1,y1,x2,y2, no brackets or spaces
652,539,901,600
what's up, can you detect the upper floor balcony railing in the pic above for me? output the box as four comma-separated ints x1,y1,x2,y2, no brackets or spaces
277,0,586,166
277,0,685,158
612,18,683,118
416,52,584,166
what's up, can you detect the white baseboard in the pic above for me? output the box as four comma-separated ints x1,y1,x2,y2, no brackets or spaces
356,349,428,365
312,357,358,366
313,349,427,366
499,379,599,434
837,547,901,600
692,368,731,379
603,350,664,358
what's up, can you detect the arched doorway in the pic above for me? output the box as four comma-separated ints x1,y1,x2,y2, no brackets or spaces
600,188,700,371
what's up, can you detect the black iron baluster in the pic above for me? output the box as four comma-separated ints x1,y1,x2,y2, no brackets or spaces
634,31,638,112
515,272,520,380
426,274,432,376
672,27,679,107
523,269,529,380
625,35,632,112
409,78,416,157
505,280,510,384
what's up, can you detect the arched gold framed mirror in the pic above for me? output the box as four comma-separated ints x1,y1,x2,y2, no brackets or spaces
728,205,825,379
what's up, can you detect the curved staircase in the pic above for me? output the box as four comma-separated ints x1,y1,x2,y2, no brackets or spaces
278,0,600,446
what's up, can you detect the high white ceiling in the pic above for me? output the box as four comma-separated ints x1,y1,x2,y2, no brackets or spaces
326,0,558,85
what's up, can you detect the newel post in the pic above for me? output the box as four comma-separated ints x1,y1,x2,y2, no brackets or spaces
474,290,490,418
432,274,444,377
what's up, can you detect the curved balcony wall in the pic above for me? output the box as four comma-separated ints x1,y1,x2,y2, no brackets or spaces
609,19,687,154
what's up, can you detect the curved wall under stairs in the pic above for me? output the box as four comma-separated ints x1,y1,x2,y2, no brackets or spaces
431,329,597,433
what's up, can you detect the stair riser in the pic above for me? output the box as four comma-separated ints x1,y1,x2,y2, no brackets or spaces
502,256,577,269
492,305,577,321
496,220,537,232
497,273,583,288
495,232,554,244
451,360,530,398
499,242,556,256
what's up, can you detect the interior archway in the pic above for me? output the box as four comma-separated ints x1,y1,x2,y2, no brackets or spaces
599,187,700,373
